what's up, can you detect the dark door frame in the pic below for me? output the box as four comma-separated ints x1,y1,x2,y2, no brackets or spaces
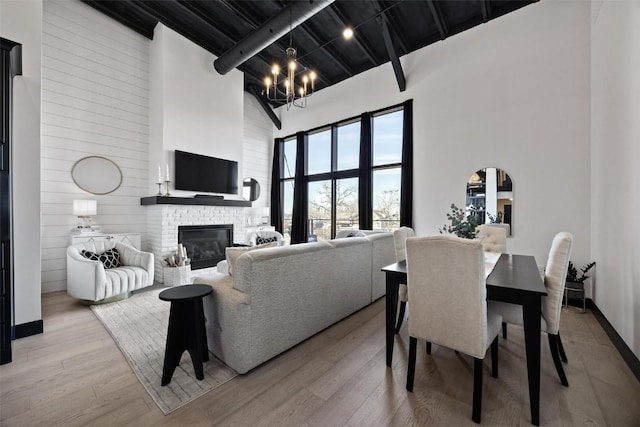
1,37,22,365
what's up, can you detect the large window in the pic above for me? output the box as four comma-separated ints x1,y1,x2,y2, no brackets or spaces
372,109,403,231
277,102,410,242
282,138,296,244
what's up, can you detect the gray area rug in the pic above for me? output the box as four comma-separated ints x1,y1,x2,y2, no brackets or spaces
90,288,237,414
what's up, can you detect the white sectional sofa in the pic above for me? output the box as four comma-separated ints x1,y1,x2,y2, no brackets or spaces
193,232,395,374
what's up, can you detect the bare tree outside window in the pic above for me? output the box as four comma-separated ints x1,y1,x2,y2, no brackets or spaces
373,189,400,231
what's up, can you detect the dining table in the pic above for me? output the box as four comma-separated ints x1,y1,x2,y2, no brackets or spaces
382,252,547,426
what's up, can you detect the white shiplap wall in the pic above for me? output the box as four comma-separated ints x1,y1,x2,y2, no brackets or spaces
243,93,274,210
41,0,150,292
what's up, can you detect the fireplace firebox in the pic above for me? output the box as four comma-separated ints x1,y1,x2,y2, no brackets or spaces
178,224,233,270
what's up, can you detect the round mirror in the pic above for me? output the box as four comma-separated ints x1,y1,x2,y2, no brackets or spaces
71,156,123,195
466,167,513,236
243,177,261,201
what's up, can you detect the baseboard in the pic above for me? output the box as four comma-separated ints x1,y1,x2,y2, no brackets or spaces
588,299,640,384
14,319,43,339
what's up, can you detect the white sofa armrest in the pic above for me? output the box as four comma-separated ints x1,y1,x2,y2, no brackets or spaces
115,242,154,284
67,246,106,300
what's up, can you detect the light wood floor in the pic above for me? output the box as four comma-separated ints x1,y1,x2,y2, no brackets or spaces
1,292,639,426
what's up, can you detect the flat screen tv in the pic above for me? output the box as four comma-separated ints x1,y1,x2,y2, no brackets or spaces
174,150,238,194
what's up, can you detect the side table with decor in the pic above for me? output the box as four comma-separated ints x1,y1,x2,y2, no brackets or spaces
159,284,212,386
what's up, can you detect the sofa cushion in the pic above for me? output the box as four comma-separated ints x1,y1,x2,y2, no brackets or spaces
81,248,120,269
226,242,277,275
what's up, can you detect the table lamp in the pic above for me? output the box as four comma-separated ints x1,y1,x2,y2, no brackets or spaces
73,199,97,229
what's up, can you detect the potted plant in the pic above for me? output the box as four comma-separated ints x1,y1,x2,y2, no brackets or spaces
439,203,479,239
564,261,595,312
566,261,596,286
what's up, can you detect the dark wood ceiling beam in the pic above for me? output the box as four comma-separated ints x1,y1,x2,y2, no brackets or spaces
132,0,269,87
375,1,408,54
248,86,281,130
269,0,353,77
426,0,448,40
82,0,156,39
480,0,492,23
377,12,405,92
218,0,333,88
297,25,353,77
131,1,221,52
214,0,334,74
175,0,241,48
325,4,379,67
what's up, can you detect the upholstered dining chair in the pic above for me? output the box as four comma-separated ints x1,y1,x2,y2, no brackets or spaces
489,232,573,386
392,226,415,333
405,235,502,423
476,224,507,253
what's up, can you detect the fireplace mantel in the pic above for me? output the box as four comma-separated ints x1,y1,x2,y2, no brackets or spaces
140,196,251,207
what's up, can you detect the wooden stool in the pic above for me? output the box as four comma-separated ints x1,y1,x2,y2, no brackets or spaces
159,284,212,386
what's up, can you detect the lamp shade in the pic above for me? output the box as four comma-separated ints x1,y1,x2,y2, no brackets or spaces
73,199,97,216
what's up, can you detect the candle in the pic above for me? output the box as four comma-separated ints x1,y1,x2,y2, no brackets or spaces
165,164,170,181
157,166,162,183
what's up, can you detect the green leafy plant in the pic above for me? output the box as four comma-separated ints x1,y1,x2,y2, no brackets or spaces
439,203,478,239
487,211,503,224
566,261,596,283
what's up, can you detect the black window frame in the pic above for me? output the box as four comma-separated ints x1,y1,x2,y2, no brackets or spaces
276,101,412,242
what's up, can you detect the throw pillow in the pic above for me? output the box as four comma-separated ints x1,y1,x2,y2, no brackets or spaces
255,235,278,245
225,242,277,276
81,248,120,269
81,249,100,262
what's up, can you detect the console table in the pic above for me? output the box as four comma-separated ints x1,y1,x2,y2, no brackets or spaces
69,232,141,250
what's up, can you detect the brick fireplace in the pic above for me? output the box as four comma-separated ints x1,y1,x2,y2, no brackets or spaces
146,205,247,283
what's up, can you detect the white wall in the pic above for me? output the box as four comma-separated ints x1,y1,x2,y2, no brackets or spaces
149,24,244,198
1,0,43,325
243,92,274,210
276,0,592,273
40,0,150,292
591,0,640,358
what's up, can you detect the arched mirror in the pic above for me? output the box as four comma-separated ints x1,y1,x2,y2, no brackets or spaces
71,156,123,195
243,177,260,201
466,167,513,236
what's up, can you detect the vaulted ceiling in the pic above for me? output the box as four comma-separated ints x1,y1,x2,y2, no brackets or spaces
83,0,538,108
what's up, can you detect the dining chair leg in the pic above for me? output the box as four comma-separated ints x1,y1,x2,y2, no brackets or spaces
407,336,418,392
491,336,499,379
502,322,507,339
426,341,431,355
395,301,406,334
548,334,569,386
472,357,484,423
557,332,568,363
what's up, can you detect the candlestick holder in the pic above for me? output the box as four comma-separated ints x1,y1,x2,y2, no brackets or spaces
164,180,171,197
156,182,163,196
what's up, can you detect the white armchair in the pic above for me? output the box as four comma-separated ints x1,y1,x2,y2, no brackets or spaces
248,230,285,246
67,241,154,302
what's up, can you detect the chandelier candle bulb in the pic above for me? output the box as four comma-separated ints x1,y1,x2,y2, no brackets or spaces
264,34,316,109
264,77,272,95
